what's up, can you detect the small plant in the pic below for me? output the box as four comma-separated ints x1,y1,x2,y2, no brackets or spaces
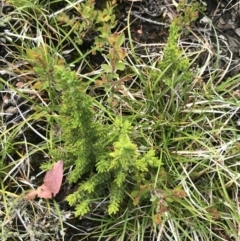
26,44,65,92
96,31,128,94
158,22,192,87
101,32,126,81
153,0,205,91
55,0,117,48
175,0,203,27
51,64,162,216
151,8,195,96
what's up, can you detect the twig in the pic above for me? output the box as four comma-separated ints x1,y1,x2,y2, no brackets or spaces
129,11,170,27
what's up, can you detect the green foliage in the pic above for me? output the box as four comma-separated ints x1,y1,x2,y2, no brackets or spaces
55,0,116,48
26,44,65,95
101,32,127,81
51,65,162,216
3,0,240,239
54,0,128,93
6,0,37,9
175,0,204,26
155,0,205,89
50,0,205,218
157,22,192,87
52,65,103,180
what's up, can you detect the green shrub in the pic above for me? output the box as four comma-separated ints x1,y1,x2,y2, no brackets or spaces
49,0,199,218
51,64,162,216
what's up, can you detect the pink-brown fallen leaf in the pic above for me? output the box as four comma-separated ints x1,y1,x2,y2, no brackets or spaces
24,189,39,200
41,160,64,197
24,160,64,200
37,183,54,198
